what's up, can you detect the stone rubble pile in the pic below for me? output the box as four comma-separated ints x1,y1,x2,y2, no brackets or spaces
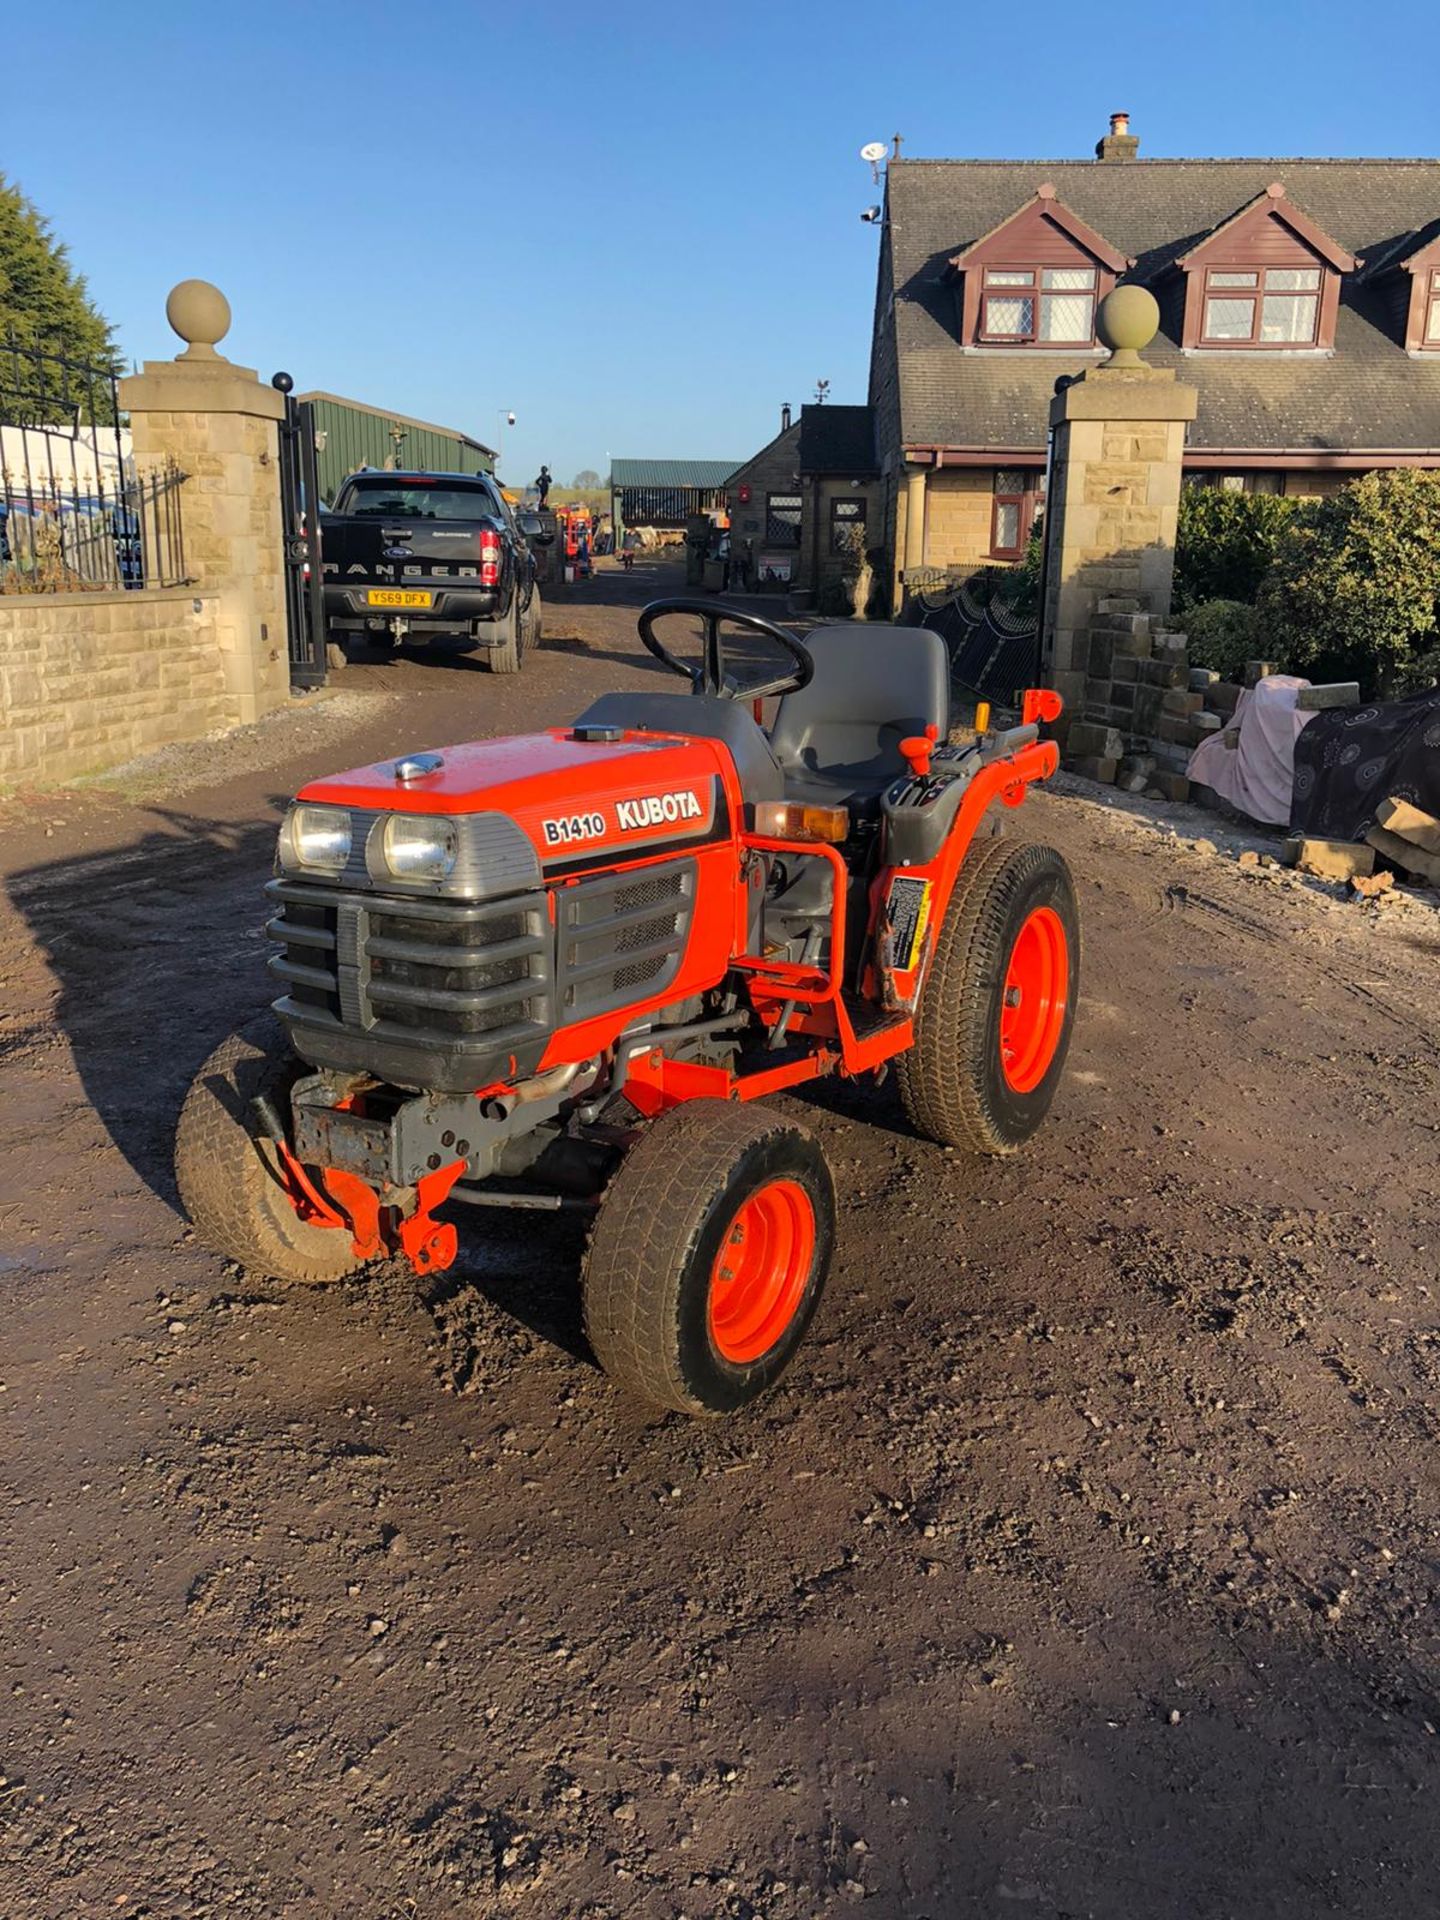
1061,600,1369,815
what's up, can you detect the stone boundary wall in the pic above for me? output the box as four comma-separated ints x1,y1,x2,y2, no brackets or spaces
0,586,226,787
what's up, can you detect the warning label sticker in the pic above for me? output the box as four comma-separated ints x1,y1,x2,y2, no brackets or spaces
886,876,933,973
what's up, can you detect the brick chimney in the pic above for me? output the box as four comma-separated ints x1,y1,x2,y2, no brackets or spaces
781,402,792,431
1095,111,1139,162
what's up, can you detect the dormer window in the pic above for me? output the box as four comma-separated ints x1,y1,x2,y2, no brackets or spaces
981,266,1099,344
1176,183,1357,353
1201,266,1322,345
948,184,1131,352
1360,222,1440,353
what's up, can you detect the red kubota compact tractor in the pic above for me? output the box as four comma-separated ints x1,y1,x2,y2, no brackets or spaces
177,600,1077,1415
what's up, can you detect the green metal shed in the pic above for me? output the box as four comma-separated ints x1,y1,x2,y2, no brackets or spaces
296,391,497,505
609,457,742,548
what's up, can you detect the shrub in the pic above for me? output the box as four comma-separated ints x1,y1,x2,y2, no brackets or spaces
1006,520,1044,618
815,575,855,617
1258,469,1440,694
1174,487,1298,612
862,549,892,619
1182,599,1265,680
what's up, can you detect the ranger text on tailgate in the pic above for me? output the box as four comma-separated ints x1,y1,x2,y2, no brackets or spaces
321,471,551,673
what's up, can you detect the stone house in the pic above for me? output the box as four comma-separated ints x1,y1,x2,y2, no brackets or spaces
866,114,1440,604
724,409,803,588
725,403,879,599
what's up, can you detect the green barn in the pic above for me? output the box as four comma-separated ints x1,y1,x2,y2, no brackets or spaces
296,390,497,505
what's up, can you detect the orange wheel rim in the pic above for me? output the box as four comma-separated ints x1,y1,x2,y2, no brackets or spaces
1000,905,1069,1094
708,1178,816,1364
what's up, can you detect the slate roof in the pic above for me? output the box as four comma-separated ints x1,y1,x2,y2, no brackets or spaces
609,459,743,488
883,158,1440,454
798,403,877,473
1364,214,1440,277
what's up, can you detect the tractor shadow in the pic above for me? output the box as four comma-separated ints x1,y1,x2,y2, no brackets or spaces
422,1206,596,1371
5,802,297,1212
792,1060,918,1140
5,806,605,1374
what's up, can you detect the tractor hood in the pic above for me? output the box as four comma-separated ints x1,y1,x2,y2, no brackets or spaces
297,727,733,872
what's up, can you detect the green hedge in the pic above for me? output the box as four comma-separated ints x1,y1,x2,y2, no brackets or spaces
1174,487,1298,613
1258,470,1440,694
1182,600,1263,681
1174,473,1440,697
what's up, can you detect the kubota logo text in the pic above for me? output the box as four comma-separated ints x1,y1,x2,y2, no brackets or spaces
616,790,704,832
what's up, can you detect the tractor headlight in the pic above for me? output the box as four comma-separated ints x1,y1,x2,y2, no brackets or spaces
281,803,352,873
380,813,459,882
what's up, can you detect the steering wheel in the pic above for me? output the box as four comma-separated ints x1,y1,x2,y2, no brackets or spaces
638,597,814,701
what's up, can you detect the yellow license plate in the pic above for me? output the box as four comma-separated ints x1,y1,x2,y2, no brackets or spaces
367,589,434,608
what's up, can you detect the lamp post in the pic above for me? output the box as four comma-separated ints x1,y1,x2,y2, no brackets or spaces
495,409,515,484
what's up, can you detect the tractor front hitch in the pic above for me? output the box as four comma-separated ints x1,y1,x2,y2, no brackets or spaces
274,1142,465,1276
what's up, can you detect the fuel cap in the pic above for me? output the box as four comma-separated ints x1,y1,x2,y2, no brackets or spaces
572,724,624,743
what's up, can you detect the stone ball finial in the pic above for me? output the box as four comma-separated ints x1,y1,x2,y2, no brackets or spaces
1096,284,1160,367
166,280,232,361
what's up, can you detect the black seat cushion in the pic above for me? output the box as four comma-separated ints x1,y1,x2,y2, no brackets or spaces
572,690,785,803
769,623,950,814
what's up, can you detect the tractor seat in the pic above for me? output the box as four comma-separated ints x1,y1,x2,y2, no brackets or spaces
571,690,785,804
769,622,950,816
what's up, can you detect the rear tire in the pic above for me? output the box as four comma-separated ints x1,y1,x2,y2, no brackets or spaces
486,595,522,674
582,1102,835,1416
897,840,1078,1156
175,1017,361,1285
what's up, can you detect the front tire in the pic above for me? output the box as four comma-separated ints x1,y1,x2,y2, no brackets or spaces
897,840,1079,1155
175,1018,361,1285
582,1102,836,1416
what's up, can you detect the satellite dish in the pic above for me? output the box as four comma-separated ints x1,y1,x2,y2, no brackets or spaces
860,141,888,163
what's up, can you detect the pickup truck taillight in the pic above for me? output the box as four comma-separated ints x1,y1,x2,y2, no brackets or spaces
479,528,502,587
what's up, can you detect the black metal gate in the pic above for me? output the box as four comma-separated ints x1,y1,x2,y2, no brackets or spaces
903,570,1042,706
273,373,328,690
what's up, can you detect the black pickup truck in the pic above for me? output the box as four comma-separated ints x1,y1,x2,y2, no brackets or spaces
320,470,550,672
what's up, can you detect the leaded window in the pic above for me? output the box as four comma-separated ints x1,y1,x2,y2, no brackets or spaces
1201,266,1322,345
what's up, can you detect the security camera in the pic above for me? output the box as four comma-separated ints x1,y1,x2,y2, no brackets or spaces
860,205,882,224
505,411,516,426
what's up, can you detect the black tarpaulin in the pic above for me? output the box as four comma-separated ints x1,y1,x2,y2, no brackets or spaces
1290,687,1440,842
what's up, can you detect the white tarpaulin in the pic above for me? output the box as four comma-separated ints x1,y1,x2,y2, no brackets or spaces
1187,675,1318,826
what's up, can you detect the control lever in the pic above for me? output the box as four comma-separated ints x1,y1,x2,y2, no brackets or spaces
899,723,939,779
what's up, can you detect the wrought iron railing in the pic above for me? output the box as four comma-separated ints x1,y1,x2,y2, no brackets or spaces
0,329,189,593
903,565,1041,703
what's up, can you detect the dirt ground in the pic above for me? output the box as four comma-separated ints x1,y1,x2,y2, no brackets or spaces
2,561,1439,1919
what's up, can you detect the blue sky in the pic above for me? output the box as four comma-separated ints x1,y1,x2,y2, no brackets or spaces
6,0,1435,484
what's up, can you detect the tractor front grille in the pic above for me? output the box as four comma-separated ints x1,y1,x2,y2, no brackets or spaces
557,858,695,1018
266,878,552,1090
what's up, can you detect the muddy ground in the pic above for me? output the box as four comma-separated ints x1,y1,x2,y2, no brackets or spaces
2,561,1438,1919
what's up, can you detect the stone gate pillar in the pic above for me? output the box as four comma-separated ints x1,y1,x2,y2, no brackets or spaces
1041,288,1197,732
120,280,289,725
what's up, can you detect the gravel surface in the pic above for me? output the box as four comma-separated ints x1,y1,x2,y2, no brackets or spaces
2,561,1438,1918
